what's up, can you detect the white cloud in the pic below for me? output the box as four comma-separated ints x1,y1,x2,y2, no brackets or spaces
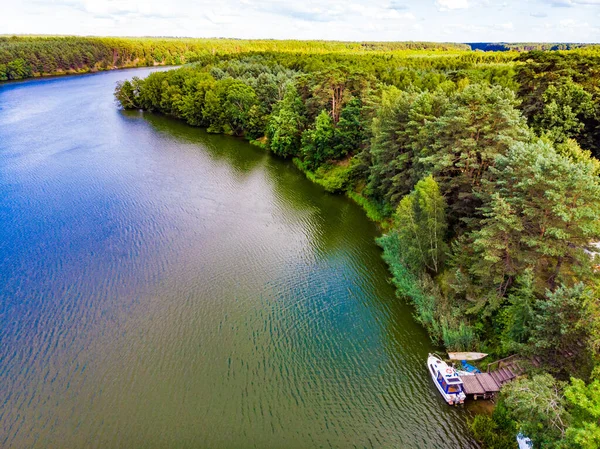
542,0,600,6
2,0,600,42
494,22,514,30
388,1,409,11
435,0,470,10
347,4,415,20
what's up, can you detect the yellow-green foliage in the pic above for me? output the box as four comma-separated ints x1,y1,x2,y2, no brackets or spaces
0,35,515,82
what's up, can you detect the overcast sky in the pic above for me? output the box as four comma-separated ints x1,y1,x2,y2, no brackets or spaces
1,0,600,42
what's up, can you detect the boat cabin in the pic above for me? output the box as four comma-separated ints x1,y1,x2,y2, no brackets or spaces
435,371,464,395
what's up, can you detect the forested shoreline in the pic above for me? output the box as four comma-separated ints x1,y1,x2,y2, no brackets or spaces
0,36,474,81
12,36,598,448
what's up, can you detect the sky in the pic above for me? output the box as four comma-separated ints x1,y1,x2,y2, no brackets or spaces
1,0,600,43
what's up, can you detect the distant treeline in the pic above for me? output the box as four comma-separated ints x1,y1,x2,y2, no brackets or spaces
468,42,599,52
115,47,600,448
0,36,472,81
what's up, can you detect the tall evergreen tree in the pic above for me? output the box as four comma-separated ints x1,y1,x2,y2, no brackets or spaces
421,84,530,230
486,140,600,291
367,88,449,210
530,283,596,379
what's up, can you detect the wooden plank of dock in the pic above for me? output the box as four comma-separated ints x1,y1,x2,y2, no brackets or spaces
460,375,486,395
459,373,501,397
477,373,501,392
459,355,526,398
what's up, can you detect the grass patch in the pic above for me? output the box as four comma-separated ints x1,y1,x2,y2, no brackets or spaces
347,191,388,225
293,158,353,193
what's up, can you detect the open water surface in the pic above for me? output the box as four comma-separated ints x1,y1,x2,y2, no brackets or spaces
0,68,477,448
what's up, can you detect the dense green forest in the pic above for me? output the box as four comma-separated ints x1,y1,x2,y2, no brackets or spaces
113,44,600,448
0,35,474,81
468,42,596,52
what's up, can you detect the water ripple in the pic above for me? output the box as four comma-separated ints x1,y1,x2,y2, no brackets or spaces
0,68,477,449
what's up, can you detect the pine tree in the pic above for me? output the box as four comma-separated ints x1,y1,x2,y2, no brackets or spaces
420,84,530,230
367,88,449,209
488,140,600,291
470,193,525,296
530,283,595,378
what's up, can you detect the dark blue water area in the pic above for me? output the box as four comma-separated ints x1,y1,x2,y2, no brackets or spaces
0,68,176,404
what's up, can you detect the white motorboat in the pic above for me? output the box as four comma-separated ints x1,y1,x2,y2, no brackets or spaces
427,353,466,405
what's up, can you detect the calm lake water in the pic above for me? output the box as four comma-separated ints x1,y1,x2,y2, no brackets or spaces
0,68,477,448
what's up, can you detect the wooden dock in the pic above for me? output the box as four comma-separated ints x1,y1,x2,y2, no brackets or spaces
459,355,523,399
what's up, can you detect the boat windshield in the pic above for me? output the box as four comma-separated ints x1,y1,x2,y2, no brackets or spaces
446,384,463,394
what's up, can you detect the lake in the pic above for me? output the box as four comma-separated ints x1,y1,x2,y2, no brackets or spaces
0,68,476,448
